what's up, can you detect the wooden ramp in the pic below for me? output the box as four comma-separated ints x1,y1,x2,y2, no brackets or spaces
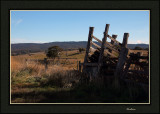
82,24,129,77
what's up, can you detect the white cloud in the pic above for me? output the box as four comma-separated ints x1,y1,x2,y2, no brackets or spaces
137,40,142,44
128,40,149,44
11,38,45,44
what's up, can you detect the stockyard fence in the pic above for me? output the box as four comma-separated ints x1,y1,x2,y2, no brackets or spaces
78,24,149,88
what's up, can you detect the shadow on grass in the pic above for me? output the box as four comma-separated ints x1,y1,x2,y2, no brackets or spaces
11,78,149,103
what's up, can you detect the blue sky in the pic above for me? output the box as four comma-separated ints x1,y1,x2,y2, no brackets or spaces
11,10,149,44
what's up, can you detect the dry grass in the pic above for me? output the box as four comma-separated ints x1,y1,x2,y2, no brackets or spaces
11,50,149,103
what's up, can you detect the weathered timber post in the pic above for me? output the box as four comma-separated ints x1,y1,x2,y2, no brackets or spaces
115,33,129,77
77,60,79,70
25,59,28,67
109,34,117,53
44,58,48,72
98,24,110,73
83,27,94,72
79,61,82,72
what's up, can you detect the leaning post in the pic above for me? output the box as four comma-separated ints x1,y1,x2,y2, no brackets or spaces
115,33,129,77
98,24,110,73
83,27,94,72
109,34,117,53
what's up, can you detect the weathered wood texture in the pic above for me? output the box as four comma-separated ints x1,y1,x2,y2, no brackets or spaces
108,35,122,46
115,33,129,77
98,24,110,73
83,27,94,72
109,35,117,53
92,35,119,54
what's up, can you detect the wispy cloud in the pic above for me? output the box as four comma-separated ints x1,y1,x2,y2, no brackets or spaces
16,19,23,25
12,19,23,25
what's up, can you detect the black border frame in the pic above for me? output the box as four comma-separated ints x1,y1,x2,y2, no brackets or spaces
1,0,159,113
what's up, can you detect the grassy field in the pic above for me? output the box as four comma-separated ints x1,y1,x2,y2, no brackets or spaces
11,49,149,103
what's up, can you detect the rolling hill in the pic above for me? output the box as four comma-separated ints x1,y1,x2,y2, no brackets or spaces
11,41,149,54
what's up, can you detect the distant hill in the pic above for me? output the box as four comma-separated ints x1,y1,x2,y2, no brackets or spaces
11,41,149,54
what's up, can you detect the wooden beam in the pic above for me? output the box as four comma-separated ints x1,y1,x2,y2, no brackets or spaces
122,33,129,48
115,33,129,77
83,27,94,72
90,47,97,53
98,24,110,73
108,35,122,46
91,41,101,48
92,35,119,54
92,35,102,43
91,41,117,57
105,41,119,54
104,49,117,58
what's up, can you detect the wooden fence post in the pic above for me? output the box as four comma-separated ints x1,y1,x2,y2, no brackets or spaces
98,24,110,73
115,33,129,77
109,34,117,53
25,59,28,67
77,60,79,70
83,27,94,72
79,61,81,72
44,58,48,72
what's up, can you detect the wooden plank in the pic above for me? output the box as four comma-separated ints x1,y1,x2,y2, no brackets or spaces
91,41,101,48
98,24,110,73
83,27,94,72
90,47,96,53
104,49,117,58
105,41,119,54
90,41,116,57
88,53,92,56
92,35,119,54
92,35,102,43
108,35,122,46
